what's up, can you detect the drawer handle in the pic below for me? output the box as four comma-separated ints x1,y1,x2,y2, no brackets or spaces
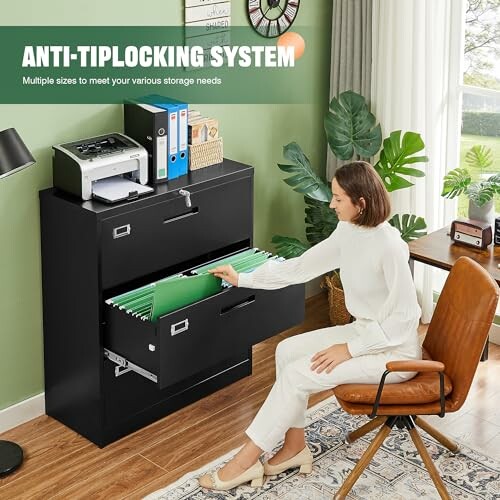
163,208,199,224
171,318,189,336
113,224,131,239
221,295,256,315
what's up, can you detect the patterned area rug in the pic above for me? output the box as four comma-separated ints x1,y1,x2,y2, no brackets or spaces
144,396,500,499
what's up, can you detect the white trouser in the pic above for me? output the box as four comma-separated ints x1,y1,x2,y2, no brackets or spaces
245,324,422,452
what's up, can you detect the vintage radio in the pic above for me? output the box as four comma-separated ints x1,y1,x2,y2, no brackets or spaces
450,218,492,250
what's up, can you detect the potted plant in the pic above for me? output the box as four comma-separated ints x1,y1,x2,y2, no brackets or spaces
441,145,499,223
272,91,428,325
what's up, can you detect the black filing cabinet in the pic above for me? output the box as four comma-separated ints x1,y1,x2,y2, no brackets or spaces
40,159,305,447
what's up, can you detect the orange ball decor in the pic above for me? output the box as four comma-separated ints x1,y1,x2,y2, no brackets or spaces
276,32,305,61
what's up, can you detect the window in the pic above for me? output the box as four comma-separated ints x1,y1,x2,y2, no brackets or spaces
431,1,499,306
457,0,500,217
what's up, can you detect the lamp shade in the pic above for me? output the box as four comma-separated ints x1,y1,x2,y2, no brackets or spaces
0,128,35,179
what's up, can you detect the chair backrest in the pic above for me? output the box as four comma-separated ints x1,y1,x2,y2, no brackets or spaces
423,256,499,412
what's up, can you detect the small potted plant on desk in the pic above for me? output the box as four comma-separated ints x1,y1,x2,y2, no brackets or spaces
272,91,428,326
441,145,499,224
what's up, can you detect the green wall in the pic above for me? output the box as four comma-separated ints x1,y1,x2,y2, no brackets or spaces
0,1,333,410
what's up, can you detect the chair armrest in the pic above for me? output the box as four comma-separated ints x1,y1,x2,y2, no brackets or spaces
370,360,447,419
386,360,445,373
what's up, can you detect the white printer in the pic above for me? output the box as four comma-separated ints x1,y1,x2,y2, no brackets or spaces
53,133,152,202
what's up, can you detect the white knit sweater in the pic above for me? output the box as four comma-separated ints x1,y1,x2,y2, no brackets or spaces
238,221,422,358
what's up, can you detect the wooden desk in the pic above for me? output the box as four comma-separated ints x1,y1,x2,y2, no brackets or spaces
408,226,500,285
408,226,499,361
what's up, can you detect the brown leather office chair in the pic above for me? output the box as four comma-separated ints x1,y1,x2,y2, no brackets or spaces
331,256,499,500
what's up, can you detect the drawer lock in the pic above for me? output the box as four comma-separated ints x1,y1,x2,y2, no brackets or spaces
171,318,189,336
179,189,192,208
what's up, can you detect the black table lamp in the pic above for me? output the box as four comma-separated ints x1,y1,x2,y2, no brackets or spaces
0,127,35,477
0,128,35,179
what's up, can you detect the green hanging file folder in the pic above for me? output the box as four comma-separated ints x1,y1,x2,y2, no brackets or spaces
191,248,261,275
151,273,222,321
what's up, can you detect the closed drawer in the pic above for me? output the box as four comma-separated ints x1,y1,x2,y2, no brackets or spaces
104,284,304,390
100,176,252,289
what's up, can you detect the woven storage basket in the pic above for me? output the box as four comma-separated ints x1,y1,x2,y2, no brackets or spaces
189,138,223,171
321,272,353,326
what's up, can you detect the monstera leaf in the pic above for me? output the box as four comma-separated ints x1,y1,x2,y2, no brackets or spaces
277,142,331,203
441,165,500,207
441,168,472,199
465,145,493,171
271,235,310,259
389,214,427,242
374,131,428,192
304,197,338,246
325,91,382,160
467,182,496,207
487,173,500,191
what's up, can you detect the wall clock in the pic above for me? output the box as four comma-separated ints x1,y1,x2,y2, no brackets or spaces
247,0,300,38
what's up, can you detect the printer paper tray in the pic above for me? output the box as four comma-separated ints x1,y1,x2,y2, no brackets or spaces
92,176,153,203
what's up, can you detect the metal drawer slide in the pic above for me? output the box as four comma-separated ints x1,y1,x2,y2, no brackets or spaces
104,348,157,383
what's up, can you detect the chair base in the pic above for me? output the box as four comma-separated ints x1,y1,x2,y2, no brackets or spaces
414,416,460,454
345,415,460,453
336,415,452,500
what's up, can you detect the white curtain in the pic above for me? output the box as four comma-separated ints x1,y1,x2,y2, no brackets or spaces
371,0,463,322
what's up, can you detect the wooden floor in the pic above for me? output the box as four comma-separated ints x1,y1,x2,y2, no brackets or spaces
1,292,500,499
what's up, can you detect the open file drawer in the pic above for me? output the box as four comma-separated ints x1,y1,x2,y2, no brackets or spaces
104,283,304,390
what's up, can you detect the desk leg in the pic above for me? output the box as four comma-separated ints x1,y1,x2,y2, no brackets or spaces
481,342,489,362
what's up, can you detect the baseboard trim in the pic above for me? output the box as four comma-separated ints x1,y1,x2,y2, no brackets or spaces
0,393,45,434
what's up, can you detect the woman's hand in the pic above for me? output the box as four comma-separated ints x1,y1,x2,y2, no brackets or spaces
311,343,352,374
208,264,239,287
